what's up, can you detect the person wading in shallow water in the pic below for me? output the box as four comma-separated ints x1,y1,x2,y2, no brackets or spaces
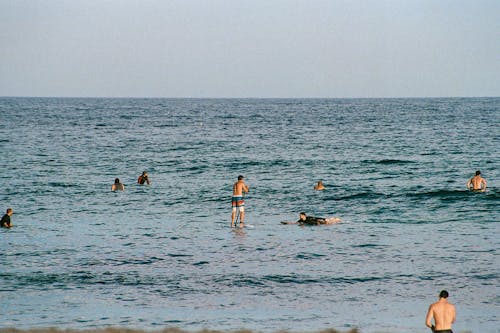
111,178,125,191
426,290,456,333
137,171,151,185
466,170,486,192
1,208,14,228
314,180,325,190
231,175,249,228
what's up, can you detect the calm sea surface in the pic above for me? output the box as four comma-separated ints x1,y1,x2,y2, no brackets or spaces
0,98,498,333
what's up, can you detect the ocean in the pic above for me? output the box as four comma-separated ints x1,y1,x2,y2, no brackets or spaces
0,97,498,333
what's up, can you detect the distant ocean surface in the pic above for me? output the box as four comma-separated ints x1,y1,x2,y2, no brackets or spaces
0,97,498,333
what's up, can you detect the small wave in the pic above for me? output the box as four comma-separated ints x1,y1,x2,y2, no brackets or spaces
362,159,416,165
153,123,177,128
352,243,386,249
119,115,137,120
167,253,193,258
1,269,195,289
334,192,389,201
261,274,385,285
175,165,208,173
47,182,79,188
406,189,471,201
113,257,165,266
295,253,326,260
473,273,498,280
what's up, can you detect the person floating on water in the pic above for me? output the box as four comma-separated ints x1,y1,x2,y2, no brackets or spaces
466,170,486,192
314,180,325,191
231,175,249,228
425,290,456,333
281,212,341,225
137,171,151,185
1,208,14,228
111,178,125,191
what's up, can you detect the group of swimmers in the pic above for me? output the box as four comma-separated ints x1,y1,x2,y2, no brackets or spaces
111,171,151,191
1,170,488,231
0,171,150,229
0,169,486,332
230,174,460,332
230,175,341,228
230,170,488,230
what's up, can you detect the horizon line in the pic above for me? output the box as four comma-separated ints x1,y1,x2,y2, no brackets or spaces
1,95,499,99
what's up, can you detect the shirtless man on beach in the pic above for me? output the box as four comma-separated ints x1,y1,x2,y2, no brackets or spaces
281,212,341,225
425,290,456,333
231,175,249,228
466,170,486,192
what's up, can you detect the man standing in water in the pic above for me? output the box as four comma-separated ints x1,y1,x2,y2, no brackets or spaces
137,171,151,185
1,208,14,228
111,178,125,191
231,175,249,228
466,170,487,192
425,290,456,333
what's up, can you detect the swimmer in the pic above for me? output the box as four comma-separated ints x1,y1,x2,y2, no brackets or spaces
314,180,325,191
1,208,14,228
466,170,486,192
111,178,125,191
138,171,151,185
281,212,341,225
425,290,456,333
231,175,249,228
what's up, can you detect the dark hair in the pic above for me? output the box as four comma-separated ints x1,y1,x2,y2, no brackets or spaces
114,178,120,184
238,175,244,180
475,170,481,176
439,290,449,298
299,212,306,216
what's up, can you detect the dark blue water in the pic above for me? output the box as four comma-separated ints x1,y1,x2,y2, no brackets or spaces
0,98,498,332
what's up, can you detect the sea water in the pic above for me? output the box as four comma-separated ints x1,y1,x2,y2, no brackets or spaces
0,97,498,333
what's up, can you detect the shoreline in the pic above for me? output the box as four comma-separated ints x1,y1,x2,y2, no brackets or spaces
0,329,362,333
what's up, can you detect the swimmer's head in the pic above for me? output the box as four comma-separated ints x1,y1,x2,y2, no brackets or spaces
439,290,449,298
142,171,148,177
238,175,244,180
6,208,13,215
115,178,120,184
475,170,481,176
299,212,307,220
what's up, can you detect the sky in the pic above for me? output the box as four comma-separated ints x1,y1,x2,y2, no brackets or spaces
1,0,499,98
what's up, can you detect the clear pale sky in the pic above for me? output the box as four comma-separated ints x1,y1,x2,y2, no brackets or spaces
1,0,499,98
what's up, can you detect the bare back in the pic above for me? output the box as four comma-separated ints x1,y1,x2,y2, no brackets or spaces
468,175,486,191
426,300,456,330
112,183,125,191
233,180,249,196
